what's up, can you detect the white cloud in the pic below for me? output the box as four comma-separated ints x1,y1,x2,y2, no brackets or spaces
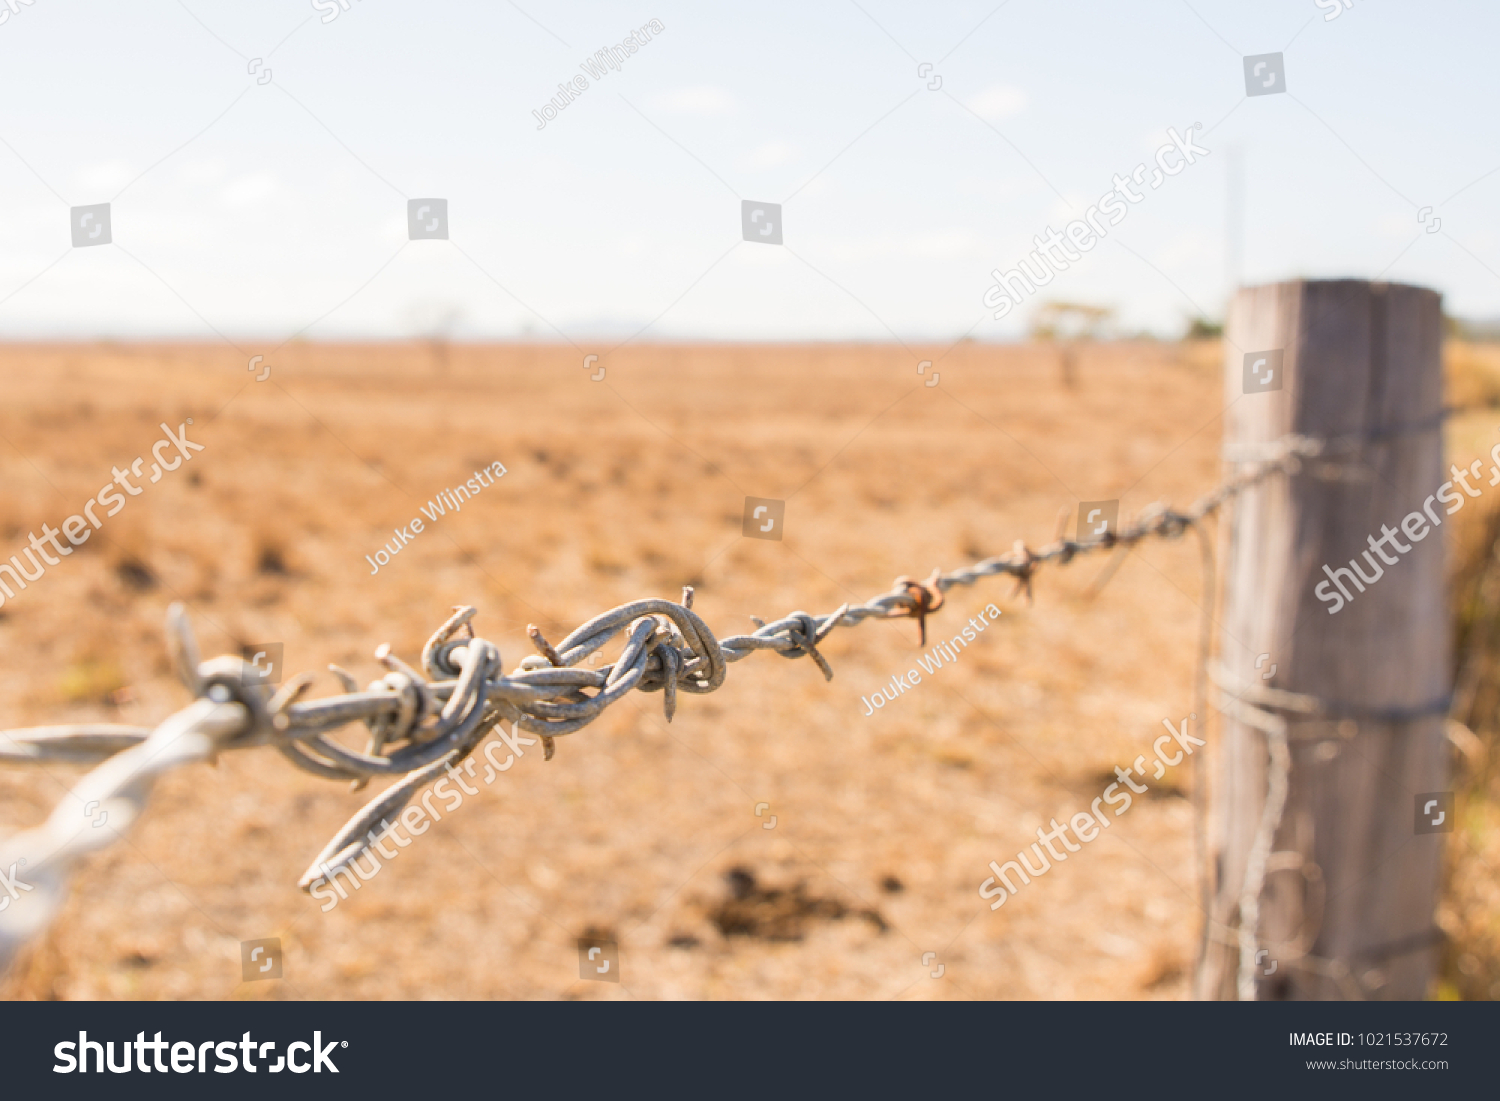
739,141,795,171
1378,212,1427,239
614,230,652,256
74,160,132,193
647,86,734,116
967,85,1027,121
1154,230,1211,268
1143,128,1171,151
178,160,228,187
1049,194,1090,221
219,173,279,208
906,230,977,259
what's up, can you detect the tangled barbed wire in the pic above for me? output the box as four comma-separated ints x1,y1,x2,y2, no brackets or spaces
0,435,1324,969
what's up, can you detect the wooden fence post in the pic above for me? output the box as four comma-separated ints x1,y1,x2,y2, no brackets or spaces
1196,279,1450,1000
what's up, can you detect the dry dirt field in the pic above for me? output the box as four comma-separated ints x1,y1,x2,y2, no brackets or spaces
0,339,1493,1001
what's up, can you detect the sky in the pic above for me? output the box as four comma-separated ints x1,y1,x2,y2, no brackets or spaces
0,0,1496,344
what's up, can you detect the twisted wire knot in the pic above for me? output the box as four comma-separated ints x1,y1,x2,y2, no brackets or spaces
1154,509,1193,539
771,609,843,681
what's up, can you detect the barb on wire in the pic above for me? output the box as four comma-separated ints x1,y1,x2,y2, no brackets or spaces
0,435,1322,968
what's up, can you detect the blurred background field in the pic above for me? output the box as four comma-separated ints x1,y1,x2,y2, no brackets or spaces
0,337,1495,1000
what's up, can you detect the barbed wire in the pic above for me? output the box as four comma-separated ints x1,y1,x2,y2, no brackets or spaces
0,434,1324,970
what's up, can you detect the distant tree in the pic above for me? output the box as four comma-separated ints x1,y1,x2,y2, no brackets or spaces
1447,314,1500,341
1030,301,1115,343
407,302,465,371
1030,302,1115,388
1184,317,1224,339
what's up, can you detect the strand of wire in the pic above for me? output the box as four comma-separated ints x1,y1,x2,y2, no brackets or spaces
0,434,1322,966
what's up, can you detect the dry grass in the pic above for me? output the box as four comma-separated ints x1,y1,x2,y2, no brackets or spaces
1437,363,1500,1001
1445,340,1500,414
0,338,1488,1000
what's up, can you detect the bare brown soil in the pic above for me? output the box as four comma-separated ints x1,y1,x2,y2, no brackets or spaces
0,339,1490,1000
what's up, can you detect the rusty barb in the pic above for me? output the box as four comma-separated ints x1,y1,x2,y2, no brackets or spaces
890,569,945,645
0,434,1320,966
